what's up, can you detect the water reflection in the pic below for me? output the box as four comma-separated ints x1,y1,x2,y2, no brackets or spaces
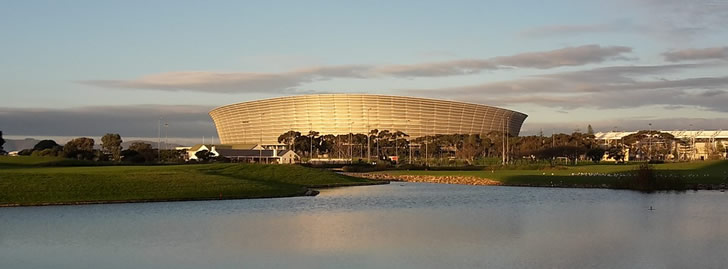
2,183,727,268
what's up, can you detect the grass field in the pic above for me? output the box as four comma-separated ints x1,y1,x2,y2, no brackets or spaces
0,156,373,206
380,161,728,186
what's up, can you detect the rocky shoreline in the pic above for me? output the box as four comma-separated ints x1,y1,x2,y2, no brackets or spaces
341,172,728,191
341,172,501,186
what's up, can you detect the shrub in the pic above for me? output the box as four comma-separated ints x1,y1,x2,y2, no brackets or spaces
613,163,686,192
342,162,391,172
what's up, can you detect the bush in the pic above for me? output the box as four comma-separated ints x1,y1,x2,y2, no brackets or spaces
396,164,429,170
613,163,686,192
342,162,391,172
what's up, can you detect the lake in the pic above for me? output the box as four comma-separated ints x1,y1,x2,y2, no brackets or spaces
2,183,727,268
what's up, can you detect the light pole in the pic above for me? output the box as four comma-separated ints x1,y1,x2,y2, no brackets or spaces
502,120,506,165
406,120,412,164
506,116,510,165
242,120,249,145
648,123,652,161
259,113,265,163
426,120,431,167
164,122,169,150
394,131,398,165
289,124,293,151
367,108,372,163
349,122,354,160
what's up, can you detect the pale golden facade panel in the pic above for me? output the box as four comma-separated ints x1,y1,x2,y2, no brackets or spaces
209,94,528,144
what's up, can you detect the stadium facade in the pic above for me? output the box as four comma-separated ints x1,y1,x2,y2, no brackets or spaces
209,94,528,145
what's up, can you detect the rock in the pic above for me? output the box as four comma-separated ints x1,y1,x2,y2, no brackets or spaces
304,189,320,196
340,172,501,186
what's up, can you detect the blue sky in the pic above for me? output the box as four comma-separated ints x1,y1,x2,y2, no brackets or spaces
2,0,728,142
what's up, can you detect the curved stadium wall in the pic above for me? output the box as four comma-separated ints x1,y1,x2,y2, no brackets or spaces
209,94,528,145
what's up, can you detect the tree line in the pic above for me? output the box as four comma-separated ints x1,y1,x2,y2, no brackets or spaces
10,133,185,163
276,126,724,165
277,127,614,165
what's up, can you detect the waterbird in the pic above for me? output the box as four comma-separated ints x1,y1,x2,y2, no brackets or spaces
648,206,655,211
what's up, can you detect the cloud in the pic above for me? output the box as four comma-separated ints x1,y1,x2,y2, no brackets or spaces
80,45,632,93
519,22,638,38
0,105,218,138
490,45,632,69
662,47,728,62
81,65,371,94
634,0,728,40
521,1,728,41
404,63,728,112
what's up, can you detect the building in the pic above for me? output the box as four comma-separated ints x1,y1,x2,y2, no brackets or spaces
595,130,728,161
186,143,300,163
215,148,299,164
209,94,528,145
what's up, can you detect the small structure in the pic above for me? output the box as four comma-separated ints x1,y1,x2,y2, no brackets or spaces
186,144,260,161
186,143,298,163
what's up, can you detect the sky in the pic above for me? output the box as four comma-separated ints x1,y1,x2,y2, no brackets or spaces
2,0,728,144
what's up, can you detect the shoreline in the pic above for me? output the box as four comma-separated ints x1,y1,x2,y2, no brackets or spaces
342,172,728,191
0,181,389,208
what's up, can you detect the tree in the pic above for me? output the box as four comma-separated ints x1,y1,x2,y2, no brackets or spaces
101,133,123,162
709,142,726,160
717,143,726,159
319,134,336,156
126,142,156,163
278,131,300,149
30,140,63,157
456,134,483,165
586,148,606,163
307,130,320,158
0,131,5,154
63,137,95,160
392,131,408,162
33,140,60,151
195,150,214,162
607,146,626,163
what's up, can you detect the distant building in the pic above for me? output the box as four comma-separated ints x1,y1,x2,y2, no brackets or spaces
595,130,728,161
215,148,299,164
186,143,299,164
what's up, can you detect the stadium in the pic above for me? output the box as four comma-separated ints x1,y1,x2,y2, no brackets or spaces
209,94,528,145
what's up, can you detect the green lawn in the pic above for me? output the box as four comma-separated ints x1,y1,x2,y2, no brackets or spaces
380,161,728,186
0,156,373,206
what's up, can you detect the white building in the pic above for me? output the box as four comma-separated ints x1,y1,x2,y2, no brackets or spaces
594,130,728,161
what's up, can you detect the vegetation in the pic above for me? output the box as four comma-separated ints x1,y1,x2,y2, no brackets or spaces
612,163,687,192
101,133,123,162
0,156,374,206
63,137,96,160
277,125,725,166
277,125,607,165
0,131,5,154
380,160,728,190
12,134,187,164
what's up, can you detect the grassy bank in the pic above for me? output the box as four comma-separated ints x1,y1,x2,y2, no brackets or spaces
0,156,376,206
379,161,728,188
